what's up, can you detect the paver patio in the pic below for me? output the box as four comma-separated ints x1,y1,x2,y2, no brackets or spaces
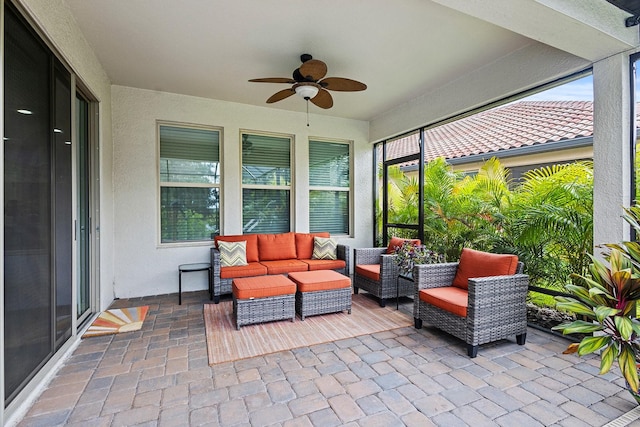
13,290,640,426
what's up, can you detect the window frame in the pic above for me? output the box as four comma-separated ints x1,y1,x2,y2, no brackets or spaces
308,137,353,236
157,120,222,246
240,130,294,234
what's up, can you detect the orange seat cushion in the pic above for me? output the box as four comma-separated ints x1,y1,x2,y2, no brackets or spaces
257,232,297,261
295,232,330,260
452,248,519,290
355,264,380,281
302,259,346,271
420,287,468,317
386,236,421,254
288,270,351,292
259,259,309,275
219,262,267,279
233,275,296,299
215,234,259,263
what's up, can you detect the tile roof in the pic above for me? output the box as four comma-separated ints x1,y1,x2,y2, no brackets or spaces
385,100,597,163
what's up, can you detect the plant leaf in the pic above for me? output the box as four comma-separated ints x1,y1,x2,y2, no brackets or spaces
599,344,618,375
555,298,596,318
562,342,580,354
593,306,620,323
619,346,640,392
551,320,602,334
577,335,610,356
615,316,634,341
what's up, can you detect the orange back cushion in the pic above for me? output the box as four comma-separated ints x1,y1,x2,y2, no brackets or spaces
452,248,519,290
295,232,330,259
257,232,297,261
215,234,259,263
386,236,421,254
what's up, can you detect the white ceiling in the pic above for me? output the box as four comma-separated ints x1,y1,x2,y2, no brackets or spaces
65,0,636,122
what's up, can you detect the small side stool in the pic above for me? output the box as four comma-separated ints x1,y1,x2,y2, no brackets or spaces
178,263,212,305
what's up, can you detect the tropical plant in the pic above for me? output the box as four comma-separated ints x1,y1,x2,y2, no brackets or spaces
422,157,495,260
553,205,640,393
496,161,593,292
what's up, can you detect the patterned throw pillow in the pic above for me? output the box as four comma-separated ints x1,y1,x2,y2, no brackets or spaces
312,236,337,260
218,240,248,267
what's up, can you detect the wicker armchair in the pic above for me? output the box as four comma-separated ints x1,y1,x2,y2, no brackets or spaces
412,260,528,358
353,247,412,307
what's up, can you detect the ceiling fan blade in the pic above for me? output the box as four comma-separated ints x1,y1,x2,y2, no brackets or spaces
266,88,295,103
249,77,296,84
310,89,333,109
319,77,367,92
299,59,327,81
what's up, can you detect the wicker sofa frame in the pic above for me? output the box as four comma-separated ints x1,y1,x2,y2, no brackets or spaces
412,261,528,358
211,244,350,304
353,247,412,307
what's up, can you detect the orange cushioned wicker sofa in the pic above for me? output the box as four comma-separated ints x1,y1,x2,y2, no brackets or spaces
210,232,350,303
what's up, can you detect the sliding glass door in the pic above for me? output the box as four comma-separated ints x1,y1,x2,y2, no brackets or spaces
4,3,73,404
76,93,92,323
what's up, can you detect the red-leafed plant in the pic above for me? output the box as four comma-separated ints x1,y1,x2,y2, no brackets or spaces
553,205,640,394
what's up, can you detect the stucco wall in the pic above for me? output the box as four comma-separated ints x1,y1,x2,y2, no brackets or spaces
111,86,370,298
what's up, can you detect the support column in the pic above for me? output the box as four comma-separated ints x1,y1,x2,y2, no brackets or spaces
592,52,633,249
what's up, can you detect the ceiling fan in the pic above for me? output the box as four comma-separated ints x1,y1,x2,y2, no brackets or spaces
249,54,367,109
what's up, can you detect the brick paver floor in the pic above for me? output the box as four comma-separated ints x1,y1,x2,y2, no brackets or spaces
13,291,640,426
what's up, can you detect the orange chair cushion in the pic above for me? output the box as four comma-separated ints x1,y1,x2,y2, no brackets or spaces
215,234,259,263
386,236,421,254
220,262,267,279
355,264,380,281
420,287,468,317
288,270,351,292
295,232,330,259
232,275,296,299
259,259,309,275
257,232,297,261
452,248,519,290
302,259,346,271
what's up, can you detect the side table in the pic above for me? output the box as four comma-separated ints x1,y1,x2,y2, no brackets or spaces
178,263,212,305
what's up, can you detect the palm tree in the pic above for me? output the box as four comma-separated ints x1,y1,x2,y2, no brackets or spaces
499,161,593,291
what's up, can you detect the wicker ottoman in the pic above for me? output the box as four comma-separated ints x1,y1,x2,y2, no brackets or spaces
232,275,296,330
288,270,352,320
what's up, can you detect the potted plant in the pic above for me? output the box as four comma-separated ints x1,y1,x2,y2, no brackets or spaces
394,240,443,275
553,205,640,399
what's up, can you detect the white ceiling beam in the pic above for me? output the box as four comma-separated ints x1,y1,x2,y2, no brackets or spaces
431,0,638,61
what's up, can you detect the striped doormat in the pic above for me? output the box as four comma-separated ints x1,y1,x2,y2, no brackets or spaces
204,294,412,365
82,306,149,338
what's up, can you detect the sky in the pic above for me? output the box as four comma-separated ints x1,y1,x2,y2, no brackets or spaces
522,74,593,101
522,64,640,102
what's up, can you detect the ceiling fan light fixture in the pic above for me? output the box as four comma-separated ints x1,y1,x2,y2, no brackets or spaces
294,84,319,100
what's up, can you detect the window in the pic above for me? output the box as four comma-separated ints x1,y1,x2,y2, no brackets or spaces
241,132,292,233
309,139,351,234
159,123,221,243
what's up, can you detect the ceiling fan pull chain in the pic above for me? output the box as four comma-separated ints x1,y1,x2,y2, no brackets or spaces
306,100,310,127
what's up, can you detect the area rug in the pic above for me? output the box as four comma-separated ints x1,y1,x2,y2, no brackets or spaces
82,306,150,338
204,294,412,365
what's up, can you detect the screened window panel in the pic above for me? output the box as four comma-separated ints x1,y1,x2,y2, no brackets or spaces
309,141,349,187
161,187,220,242
242,134,291,185
242,189,290,233
310,190,349,234
385,131,420,160
160,125,220,184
